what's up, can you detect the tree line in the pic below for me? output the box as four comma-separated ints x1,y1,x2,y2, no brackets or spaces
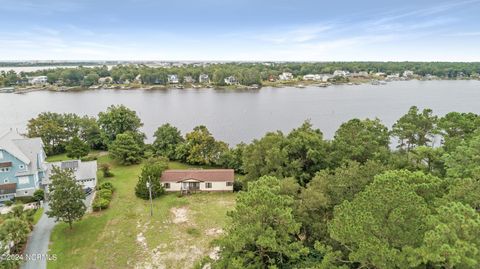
24,105,480,268
2,62,480,87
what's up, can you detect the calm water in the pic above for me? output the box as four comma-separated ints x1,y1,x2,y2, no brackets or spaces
1,80,479,145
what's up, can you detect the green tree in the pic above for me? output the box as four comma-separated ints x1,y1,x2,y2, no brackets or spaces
109,131,144,165
27,112,70,155
98,105,144,143
332,118,390,165
66,136,90,159
83,72,100,87
408,145,445,176
444,178,480,211
33,189,45,207
46,166,86,229
152,123,184,159
0,218,30,253
296,161,387,244
328,171,436,268
213,176,308,268
391,106,438,150
443,132,480,179
27,112,101,155
437,112,480,152
410,202,480,268
180,125,227,165
217,143,246,173
135,157,168,199
285,121,329,185
243,131,289,181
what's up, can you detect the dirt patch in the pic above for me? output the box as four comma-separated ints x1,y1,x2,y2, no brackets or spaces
171,207,188,224
136,232,147,249
205,228,224,236
208,246,220,260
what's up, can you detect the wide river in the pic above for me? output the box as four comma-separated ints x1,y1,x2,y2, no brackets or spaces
1,80,479,145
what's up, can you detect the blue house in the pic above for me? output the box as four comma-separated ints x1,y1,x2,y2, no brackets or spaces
0,130,46,202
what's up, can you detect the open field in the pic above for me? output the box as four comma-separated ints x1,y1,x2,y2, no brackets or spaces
47,154,235,269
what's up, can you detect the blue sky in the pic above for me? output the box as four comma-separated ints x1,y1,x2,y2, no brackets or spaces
1,0,480,61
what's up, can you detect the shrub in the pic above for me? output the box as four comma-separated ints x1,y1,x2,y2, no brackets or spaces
14,196,36,204
98,182,114,191
81,155,98,162
97,189,113,200
92,198,110,211
4,200,13,206
233,180,244,192
100,163,114,177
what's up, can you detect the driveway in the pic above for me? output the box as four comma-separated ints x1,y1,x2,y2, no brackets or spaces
20,203,56,269
20,192,94,269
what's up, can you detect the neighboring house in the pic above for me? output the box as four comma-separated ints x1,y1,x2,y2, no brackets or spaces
133,74,142,84
303,74,332,82
386,73,400,80
403,70,414,77
224,76,238,85
303,74,316,81
184,76,195,83
279,72,293,81
44,160,98,191
333,70,350,77
199,74,210,83
27,76,48,85
160,169,234,192
168,74,179,84
98,77,113,84
0,130,46,202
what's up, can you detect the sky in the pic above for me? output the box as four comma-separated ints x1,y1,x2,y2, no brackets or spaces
0,0,480,61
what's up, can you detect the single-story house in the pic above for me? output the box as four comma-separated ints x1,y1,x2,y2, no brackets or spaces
160,169,234,192
44,160,98,191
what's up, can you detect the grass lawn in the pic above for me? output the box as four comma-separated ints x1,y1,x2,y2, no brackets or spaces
32,208,44,225
47,154,236,269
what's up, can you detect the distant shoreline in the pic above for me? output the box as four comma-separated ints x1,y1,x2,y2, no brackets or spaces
3,77,479,95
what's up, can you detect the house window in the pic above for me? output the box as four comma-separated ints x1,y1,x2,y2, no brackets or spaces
205,182,212,189
4,179,8,183
24,191,28,194
0,168,10,173
19,165,25,169
164,183,170,189
226,182,233,186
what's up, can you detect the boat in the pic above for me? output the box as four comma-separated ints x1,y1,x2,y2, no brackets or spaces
296,84,306,88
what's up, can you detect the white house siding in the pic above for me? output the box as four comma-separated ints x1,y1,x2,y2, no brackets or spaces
164,181,233,192
16,187,36,197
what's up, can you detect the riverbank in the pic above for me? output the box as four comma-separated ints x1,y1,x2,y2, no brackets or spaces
4,77,478,94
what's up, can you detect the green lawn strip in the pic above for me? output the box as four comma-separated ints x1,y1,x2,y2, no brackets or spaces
47,154,236,269
32,208,44,225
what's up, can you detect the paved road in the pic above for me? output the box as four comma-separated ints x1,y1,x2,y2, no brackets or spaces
20,203,56,269
20,192,94,269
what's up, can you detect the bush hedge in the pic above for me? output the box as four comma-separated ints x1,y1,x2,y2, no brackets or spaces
92,182,115,212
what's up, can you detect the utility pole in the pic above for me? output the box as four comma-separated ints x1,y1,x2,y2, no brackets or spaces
147,176,153,216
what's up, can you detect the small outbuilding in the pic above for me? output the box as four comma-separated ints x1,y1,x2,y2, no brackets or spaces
160,169,234,193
